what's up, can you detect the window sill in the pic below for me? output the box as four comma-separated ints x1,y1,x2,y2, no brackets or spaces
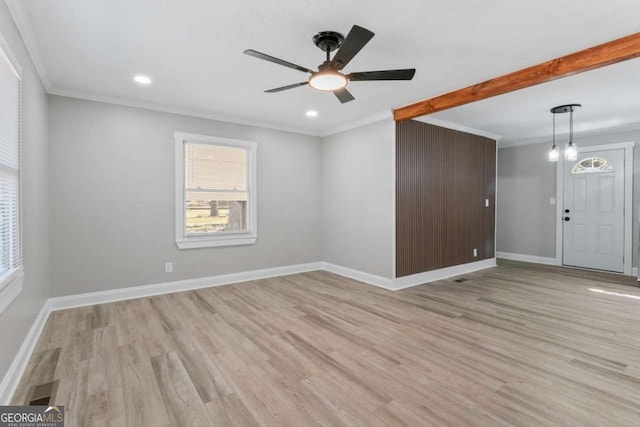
0,268,24,315
176,234,257,249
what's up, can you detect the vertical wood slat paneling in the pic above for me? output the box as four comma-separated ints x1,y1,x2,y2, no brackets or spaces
396,120,496,278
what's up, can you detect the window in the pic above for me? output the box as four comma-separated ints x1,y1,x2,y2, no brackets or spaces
571,157,614,174
0,37,23,312
175,132,257,249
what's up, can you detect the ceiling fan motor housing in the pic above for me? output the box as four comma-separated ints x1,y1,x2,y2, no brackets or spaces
313,31,345,52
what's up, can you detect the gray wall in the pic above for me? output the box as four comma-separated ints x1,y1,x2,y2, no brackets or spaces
48,96,322,296
0,3,50,380
497,143,557,257
322,119,394,278
497,129,640,267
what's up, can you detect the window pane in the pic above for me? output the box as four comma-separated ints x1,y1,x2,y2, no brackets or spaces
185,143,247,190
186,191,248,235
571,157,614,174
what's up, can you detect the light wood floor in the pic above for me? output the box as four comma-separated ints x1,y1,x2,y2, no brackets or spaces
12,261,640,426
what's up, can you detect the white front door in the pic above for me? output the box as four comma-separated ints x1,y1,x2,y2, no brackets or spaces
563,149,625,272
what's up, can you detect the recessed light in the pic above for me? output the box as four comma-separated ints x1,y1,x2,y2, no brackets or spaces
306,110,318,117
134,75,152,85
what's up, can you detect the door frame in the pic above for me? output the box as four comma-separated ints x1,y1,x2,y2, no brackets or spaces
555,141,635,275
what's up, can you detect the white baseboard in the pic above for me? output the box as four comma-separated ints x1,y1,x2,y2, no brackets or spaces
496,251,558,266
321,262,394,290
497,252,639,277
393,258,497,290
48,262,324,311
0,299,51,405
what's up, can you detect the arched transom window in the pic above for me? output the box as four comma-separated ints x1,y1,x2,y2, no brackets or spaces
571,157,614,175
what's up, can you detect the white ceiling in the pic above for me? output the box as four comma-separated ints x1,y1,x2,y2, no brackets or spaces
7,0,640,136
432,57,640,143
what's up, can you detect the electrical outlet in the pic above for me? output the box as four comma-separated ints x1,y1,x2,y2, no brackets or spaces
550,197,556,206
485,198,489,207
473,248,478,257
164,262,173,273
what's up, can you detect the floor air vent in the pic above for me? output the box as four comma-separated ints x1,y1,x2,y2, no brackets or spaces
28,381,58,406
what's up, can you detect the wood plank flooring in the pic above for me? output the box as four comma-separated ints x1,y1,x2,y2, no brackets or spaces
12,261,640,426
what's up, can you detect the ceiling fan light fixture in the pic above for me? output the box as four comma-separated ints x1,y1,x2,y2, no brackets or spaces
134,74,152,85
309,72,347,91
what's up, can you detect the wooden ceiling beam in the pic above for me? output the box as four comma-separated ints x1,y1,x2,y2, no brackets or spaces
393,32,640,121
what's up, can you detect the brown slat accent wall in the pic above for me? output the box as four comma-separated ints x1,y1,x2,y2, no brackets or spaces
396,120,496,277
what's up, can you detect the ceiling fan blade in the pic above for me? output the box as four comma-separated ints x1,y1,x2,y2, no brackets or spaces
264,82,309,93
334,87,355,103
243,49,313,74
348,69,416,81
331,25,374,70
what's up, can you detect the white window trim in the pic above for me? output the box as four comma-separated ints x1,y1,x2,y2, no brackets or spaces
0,30,23,315
174,132,257,249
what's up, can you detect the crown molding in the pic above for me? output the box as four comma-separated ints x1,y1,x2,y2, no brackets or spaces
414,116,502,141
49,88,324,137
499,121,640,149
321,110,393,137
498,135,554,149
5,0,52,91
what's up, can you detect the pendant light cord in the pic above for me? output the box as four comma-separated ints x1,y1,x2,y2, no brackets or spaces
552,112,556,147
569,107,574,145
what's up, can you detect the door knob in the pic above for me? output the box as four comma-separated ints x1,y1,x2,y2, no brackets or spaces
564,217,570,221
564,209,570,213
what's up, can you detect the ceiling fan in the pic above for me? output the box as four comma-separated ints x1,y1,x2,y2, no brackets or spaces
243,25,416,103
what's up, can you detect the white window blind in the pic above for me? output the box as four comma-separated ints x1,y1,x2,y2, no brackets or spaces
0,45,21,285
184,142,249,235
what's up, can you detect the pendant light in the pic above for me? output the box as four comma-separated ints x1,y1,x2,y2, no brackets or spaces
548,104,581,162
564,105,578,161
